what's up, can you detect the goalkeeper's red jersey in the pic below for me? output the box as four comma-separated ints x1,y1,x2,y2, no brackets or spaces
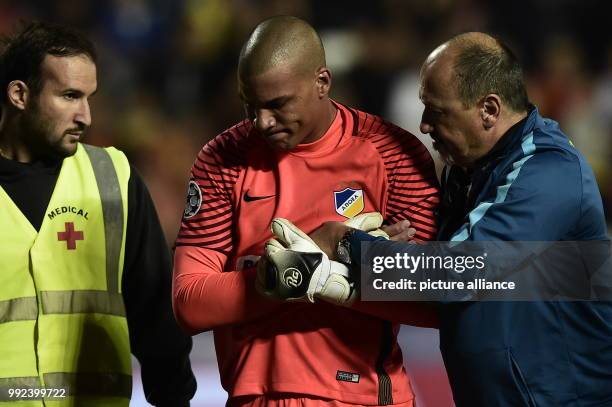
173,101,440,405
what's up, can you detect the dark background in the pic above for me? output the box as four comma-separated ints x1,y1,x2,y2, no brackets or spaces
2,1,610,405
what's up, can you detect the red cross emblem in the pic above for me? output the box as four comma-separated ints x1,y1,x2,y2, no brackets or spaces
57,222,84,250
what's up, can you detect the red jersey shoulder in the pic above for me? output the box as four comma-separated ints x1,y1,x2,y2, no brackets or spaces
196,120,255,168
178,121,256,250
340,105,431,163
351,107,419,145
340,105,439,240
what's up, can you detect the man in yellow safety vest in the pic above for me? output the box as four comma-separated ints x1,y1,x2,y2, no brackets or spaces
0,21,196,406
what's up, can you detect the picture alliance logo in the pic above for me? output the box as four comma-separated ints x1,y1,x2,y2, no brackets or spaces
283,267,303,288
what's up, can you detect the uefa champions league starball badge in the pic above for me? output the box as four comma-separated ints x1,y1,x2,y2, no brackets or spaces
183,180,202,218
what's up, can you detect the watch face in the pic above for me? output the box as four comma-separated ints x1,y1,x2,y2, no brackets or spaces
337,239,352,265
338,245,348,258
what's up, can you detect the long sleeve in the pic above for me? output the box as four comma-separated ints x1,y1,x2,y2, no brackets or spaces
122,166,196,407
382,130,440,242
350,299,439,327
173,124,283,334
172,246,283,333
449,151,588,242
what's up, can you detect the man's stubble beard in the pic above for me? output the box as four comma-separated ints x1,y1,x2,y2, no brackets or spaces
21,103,82,160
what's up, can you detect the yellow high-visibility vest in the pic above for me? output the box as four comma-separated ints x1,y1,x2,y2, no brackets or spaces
0,144,131,406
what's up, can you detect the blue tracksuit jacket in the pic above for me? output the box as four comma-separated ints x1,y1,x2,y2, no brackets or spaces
350,106,612,406
437,107,612,407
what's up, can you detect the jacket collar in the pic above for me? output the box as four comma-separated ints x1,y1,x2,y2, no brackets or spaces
472,105,537,171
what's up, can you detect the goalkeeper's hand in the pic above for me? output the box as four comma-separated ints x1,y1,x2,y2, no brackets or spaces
256,218,357,306
343,212,389,239
344,212,416,241
306,212,415,260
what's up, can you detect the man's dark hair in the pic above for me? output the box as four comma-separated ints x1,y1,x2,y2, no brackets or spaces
0,21,97,100
453,38,529,113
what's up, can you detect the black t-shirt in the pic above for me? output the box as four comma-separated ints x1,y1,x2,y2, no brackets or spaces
0,154,196,407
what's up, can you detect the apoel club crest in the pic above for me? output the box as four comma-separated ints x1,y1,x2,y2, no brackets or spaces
334,187,364,218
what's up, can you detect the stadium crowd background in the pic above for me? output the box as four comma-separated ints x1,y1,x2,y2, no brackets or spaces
1,1,610,406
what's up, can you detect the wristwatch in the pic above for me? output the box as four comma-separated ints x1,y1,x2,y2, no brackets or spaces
336,228,357,266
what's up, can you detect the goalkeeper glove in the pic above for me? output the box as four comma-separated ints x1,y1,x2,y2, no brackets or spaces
256,218,357,305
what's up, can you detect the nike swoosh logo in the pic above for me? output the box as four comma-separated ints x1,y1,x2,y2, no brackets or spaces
243,191,276,202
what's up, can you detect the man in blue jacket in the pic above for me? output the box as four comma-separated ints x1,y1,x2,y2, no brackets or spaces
260,32,612,406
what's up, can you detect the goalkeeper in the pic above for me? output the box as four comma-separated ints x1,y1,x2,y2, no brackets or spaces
173,15,441,407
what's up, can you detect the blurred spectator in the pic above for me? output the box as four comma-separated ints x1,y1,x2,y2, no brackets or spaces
2,0,608,251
